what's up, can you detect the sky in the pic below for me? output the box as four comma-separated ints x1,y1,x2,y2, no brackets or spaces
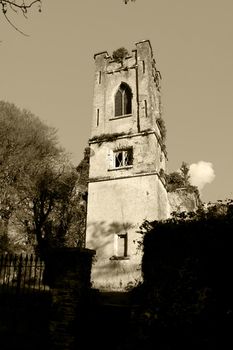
0,0,233,204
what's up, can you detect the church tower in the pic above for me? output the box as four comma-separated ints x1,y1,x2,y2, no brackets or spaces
86,40,169,291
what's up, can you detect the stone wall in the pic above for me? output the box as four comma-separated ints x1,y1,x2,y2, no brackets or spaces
168,188,201,214
86,173,169,291
45,248,95,350
91,40,162,140
89,132,164,180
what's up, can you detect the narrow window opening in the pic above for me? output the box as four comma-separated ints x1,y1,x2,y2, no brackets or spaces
124,90,131,115
142,60,145,74
117,233,128,257
115,89,123,117
96,109,99,126
98,71,102,84
144,100,147,117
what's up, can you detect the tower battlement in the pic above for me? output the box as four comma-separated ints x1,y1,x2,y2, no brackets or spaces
91,40,163,146
93,40,160,91
94,40,154,68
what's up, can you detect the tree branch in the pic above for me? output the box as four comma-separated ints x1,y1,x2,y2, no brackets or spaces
124,0,136,4
0,1,41,13
1,1,42,36
3,11,29,36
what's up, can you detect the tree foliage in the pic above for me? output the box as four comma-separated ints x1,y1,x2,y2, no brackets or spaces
166,161,198,194
0,101,84,256
112,47,129,64
180,161,190,186
130,199,233,349
156,117,167,141
0,101,59,224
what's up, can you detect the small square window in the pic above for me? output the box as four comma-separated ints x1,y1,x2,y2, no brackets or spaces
114,148,133,168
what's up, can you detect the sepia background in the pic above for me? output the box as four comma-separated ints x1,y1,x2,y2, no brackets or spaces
0,0,233,203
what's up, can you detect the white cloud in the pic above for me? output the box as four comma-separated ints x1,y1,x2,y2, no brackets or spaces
189,161,215,191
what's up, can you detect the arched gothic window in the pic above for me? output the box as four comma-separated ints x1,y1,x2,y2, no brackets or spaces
114,83,132,117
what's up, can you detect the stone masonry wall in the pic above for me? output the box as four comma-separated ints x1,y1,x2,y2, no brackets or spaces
45,248,95,350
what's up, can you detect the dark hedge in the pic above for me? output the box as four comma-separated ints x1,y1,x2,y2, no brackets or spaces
130,202,233,349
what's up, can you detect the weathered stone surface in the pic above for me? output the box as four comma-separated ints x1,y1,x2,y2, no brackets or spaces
86,40,169,292
168,188,201,214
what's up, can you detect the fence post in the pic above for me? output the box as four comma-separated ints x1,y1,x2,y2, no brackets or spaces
44,247,95,350
16,254,23,294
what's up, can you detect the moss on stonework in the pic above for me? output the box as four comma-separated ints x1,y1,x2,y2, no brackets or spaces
156,117,167,141
89,132,128,144
112,47,129,64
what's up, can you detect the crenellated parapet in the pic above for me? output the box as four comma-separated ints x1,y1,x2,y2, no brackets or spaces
91,40,165,157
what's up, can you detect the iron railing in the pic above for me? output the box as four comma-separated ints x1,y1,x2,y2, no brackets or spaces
0,254,50,294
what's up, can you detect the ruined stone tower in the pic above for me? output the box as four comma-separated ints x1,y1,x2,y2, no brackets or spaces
86,40,169,291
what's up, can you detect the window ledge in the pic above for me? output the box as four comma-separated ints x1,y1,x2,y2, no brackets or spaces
109,114,132,121
109,256,130,261
108,166,133,171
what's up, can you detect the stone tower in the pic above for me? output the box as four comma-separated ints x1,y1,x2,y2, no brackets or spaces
86,40,169,291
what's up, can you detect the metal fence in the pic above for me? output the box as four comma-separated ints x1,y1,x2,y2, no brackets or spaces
0,254,50,294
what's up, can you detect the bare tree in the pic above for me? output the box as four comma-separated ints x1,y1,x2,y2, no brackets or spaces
0,1,136,36
0,0,41,36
